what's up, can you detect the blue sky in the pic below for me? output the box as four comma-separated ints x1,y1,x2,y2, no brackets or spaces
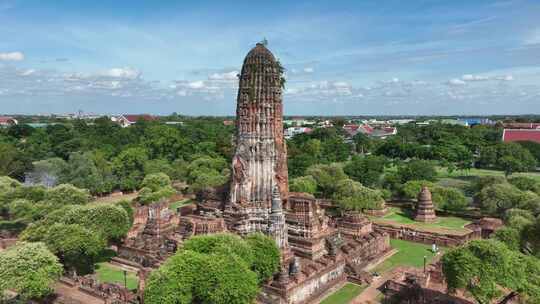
1,0,539,115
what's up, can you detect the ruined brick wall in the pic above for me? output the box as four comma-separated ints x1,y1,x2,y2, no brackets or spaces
374,223,478,247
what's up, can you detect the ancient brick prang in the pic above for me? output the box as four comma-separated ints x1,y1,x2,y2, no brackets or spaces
226,43,288,235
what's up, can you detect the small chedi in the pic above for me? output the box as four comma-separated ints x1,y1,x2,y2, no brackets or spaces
414,186,437,223
124,43,390,304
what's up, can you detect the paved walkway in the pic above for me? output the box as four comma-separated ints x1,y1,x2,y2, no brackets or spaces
350,271,394,304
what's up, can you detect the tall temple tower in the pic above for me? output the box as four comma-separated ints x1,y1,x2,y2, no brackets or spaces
226,42,289,238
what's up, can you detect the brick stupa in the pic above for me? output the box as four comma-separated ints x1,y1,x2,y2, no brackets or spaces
414,186,437,222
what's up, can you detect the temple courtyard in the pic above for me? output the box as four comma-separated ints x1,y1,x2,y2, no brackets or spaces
320,239,445,304
369,207,472,235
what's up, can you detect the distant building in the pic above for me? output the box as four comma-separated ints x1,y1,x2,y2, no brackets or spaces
458,117,493,126
388,119,415,125
283,117,315,127
223,120,234,126
503,122,540,129
0,116,18,127
440,119,468,126
502,129,540,144
112,114,156,127
284,127,312,139
342,124,395,139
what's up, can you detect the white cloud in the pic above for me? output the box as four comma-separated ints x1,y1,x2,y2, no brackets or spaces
0,52,24,61
461,74,489,81
447,78,467,86
100,67,141,79
208,70,238,80
495,75,513,81
303,67,314,73
187,80,205,89
19,69,36,76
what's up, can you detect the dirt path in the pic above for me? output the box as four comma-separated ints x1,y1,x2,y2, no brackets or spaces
55,283,106,304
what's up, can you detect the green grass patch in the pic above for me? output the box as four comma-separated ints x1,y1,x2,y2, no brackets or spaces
95,262,138,290
374,239,444,274
371,207,471,234
320,283,366,304
170,198,192,210
437,167,540,182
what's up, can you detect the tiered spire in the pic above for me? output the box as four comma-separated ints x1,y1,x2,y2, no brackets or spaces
414,186,437,222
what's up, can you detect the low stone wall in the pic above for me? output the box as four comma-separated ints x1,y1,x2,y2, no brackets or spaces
260,261,347,304
382,279,474,304
373,223,480,247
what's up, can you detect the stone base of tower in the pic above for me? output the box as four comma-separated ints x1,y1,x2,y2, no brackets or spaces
414,213,438,223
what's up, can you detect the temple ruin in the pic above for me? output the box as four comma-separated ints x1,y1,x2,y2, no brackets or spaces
115,43,391,304
415,186,437,223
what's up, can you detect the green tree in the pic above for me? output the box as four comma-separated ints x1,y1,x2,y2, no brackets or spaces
245,233,280,284
508,176,540,194
195,253,259,304
138,173,176,204
0,142,31,180
0,242,63,300
112,147,149,191
289,176,317,194
144,250,206,304
30,223,106,274
401,180,435,199
492,227,521,251
182,233,255,266
396,160,437,183
333,179,385,212
305,163,348,197
61,152,109,195
475,183,523,215
144,234,262,304
442,239,540,304
44,183,91,206
62,204,131,241
344,155,387,187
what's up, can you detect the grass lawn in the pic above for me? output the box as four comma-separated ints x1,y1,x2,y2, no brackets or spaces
170,198,192,210
370,207,471,234
320,283,366,304
374,239,445,274
95,262,139,290
437,167,540,182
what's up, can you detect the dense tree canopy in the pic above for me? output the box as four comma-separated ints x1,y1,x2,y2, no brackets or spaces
333,179,386,211
0,242,63,300
289,175,317,194
144,233,278,304
344,155,387,187
138,173,176,204
442,240,540,304
305,163,348,197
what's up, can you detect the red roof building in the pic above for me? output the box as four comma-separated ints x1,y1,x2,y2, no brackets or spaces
503,122,540,129
114,114,156,127
503,129,540,144
0,116,18,126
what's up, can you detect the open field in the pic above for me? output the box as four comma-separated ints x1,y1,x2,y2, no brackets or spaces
373,239,445,274
320,283,366,304
437,167,540,182
369,207,471,234
95,262,139,290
